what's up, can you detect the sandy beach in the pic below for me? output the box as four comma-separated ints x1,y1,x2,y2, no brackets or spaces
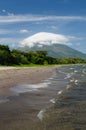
0,66,58,130
0,66,56,95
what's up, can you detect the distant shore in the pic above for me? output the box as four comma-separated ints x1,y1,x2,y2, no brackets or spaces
0,66,57,95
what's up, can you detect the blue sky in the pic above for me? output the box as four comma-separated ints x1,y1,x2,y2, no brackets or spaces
0,0,86,53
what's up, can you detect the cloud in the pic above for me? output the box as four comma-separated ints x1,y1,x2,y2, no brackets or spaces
7,12,14,16
20,32,72,48
0,37,22,48
0,29,30,35
0,15,86,23
2,10,6,13
0,31,82,50
0,9,14,16
19,29,29,33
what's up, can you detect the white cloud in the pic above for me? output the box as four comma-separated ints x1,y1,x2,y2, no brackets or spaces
0,15,86,23
7,12,14,16
20,32,72,48
2,10,6,13
19,29,29,33
0,9,14,16
0,37,22,47
0,29,30,35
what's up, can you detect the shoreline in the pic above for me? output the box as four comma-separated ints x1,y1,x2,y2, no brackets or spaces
0,65,86,130
0,66,57,95
0,66,70,130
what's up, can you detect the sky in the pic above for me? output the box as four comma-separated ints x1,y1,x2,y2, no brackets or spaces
0,0,86,53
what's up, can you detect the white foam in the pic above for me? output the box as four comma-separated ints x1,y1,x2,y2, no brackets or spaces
70,68,74,70
37,109,45,120
74,80,78,85
70,79,74,82
64,73,73,79
50,98,56,104
58,90,63,95
82,69,86,74
74,70,78,73
75,80,78,83
66,85,71,89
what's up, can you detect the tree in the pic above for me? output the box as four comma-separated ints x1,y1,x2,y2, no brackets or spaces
11,49,29,65
0,45,11,65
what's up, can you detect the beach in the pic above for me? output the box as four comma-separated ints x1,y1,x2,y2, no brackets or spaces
0,66,56,95
0,65,86,130
0,66,58,130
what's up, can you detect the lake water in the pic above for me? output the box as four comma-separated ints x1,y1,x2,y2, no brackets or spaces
42,64,86,130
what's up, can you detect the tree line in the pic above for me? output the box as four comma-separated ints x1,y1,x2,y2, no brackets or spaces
0,44,86,66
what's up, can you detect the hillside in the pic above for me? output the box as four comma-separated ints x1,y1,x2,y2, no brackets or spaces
20,32,86,59
20,44,86,59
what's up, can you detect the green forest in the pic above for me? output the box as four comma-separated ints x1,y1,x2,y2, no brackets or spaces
0,44,86,66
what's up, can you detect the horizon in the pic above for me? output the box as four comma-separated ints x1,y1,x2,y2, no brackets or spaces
0,0,86,53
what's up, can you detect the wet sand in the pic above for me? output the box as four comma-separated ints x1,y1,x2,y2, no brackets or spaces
0,66,56,95
0,66,58,130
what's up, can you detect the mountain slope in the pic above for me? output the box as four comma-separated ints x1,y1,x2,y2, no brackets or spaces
20,44,86,59
20,32,86,59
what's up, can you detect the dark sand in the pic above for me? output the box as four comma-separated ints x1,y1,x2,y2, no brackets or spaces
0,66,58,130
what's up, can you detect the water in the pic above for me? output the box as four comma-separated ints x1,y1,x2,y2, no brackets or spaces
10,82,51,94
42,65,86,130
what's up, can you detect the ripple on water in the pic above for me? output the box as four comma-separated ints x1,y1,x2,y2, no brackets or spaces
40,65,86,130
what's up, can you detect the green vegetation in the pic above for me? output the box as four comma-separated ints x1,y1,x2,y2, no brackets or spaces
0,44,86,66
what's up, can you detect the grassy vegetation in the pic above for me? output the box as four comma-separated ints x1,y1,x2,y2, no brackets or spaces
13,63,58,68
